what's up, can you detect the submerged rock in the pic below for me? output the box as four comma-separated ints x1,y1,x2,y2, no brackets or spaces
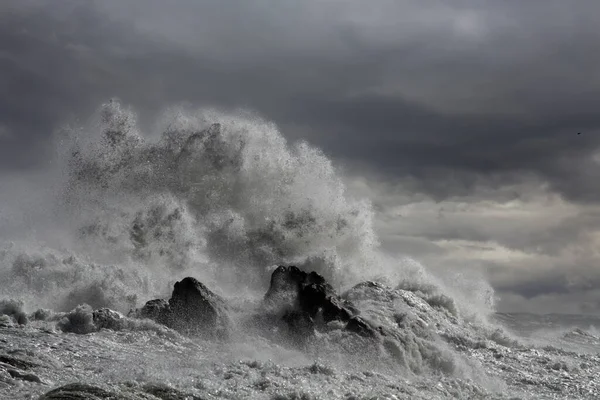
265,266,377,337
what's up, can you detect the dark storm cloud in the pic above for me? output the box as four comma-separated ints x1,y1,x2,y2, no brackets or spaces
290,94,600,200
2,0,600,203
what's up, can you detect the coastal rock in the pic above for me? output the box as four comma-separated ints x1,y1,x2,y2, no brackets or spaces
265,266,376,337
136,277,230,337
39,383,118,400
137,299,171,325
38,382,203,400
133,270,375,339
167,277,230,336
92,308,125,331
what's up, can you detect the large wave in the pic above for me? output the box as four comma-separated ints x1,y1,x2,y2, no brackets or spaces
0,99,494,323
0,100,396,311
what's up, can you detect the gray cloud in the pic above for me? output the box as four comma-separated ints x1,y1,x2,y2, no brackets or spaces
3,0,600,313
345,174,600,314
3,1,600,196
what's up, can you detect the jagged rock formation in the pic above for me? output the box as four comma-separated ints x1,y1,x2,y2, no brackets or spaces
132,267,376,340
167,277,230,335
135,277,230,337
264,266,377,337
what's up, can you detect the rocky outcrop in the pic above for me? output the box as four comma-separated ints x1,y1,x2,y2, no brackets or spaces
92,308,126,331
136,277,230,337
167,277,230,335
138,299,170,325
264,266,377,337
133,268,376,339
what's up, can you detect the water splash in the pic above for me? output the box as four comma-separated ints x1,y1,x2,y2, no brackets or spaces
1,100,387,310
0,99,496,325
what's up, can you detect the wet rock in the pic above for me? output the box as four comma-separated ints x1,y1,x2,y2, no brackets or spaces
39,383,122,399
0,353,39,370
264,266,376,337
135,277,230,337
141,383,205,399
39,382,204,400
137,299,171,325
167,277,230,336
92,308,125,331
345,316,376,337
6,368,41,383
54,306,131,334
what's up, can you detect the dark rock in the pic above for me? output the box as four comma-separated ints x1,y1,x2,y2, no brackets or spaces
134,277,230,337
6,368,42,383
265,266,377,337
168,277,230,336
38,383,118,399
346,316,377,337
281,310,314,337
39,382,205,400
142,383,206,400
138,299,171,325
0,354,39,370
92,308,125,331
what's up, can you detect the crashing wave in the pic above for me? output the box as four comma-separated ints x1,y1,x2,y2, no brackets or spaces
1,100,551,399
58,100,379,290
1,100,491,316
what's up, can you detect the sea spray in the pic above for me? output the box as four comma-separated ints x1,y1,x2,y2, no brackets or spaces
1,100,380,311
4,101,599,399
62,101,380,292
0,100,496,322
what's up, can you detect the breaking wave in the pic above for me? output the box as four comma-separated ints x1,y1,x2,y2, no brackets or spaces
1,100,492,316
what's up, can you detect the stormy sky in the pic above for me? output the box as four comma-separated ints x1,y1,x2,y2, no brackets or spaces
2,0,600,314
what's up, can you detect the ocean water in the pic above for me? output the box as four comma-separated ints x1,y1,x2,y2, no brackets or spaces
0,101,598,399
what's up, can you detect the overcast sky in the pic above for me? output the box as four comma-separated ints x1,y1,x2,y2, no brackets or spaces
2,0,600,314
